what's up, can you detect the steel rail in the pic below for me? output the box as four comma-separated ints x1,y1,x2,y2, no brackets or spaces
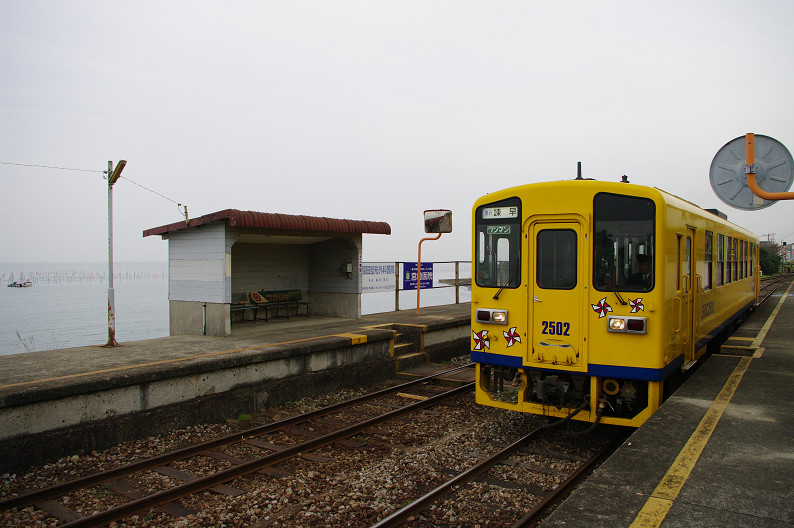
58,382,474,528
370,432,620,528
759,274,793,304
509,437,622,528
369,425,545,528
0,364,473,512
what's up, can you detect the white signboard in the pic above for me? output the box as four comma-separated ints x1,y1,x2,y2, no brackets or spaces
361,262,396,293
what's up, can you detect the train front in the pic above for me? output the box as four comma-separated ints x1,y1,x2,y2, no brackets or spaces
471,181,663,427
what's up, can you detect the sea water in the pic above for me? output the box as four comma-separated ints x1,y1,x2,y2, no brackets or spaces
0,262,169,356
0,262,470,356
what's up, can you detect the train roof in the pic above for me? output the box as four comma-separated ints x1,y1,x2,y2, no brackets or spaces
474,179,757,238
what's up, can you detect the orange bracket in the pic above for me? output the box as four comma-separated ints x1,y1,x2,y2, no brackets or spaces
746,133,794,200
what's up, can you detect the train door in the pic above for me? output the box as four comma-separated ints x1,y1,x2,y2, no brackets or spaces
526,219,585,370
674,228,696,366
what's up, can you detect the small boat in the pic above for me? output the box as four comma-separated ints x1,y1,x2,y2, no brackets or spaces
7,279,33,288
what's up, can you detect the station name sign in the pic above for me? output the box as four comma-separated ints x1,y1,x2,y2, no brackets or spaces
402,262,433,290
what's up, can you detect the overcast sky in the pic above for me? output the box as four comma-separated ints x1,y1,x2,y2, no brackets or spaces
2,1,793,264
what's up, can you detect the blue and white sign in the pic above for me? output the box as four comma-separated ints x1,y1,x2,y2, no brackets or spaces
361,263,396,293
403,262,433,290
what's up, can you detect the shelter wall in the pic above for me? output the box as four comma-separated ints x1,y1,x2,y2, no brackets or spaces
309,237,361,317
167,223,227,304
169,300,229,336
230,243,310,303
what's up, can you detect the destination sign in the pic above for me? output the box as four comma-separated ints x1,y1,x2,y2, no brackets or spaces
481,206,518,219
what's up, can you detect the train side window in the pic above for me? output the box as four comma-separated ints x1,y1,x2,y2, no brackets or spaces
732,238,738,282
739,239,744,279
537,229,577,289
726,236,733,284
685,236,692,283
676,235,682,291
704,231,713,290
750,243,755,275
684,236,692,293
717,234,724,286
593,193,655,293
737,239,742,279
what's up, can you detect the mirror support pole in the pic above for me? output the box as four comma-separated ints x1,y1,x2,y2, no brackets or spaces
417,232,443,315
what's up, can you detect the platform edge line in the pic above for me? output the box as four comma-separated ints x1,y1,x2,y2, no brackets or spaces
628,356,751,528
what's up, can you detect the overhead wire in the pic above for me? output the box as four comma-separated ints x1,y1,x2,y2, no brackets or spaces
1,159,187,215
0,161,104,173
119,177,181,206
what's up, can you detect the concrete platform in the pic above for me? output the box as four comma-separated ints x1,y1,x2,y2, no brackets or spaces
0,303,471,473
539,277,794,527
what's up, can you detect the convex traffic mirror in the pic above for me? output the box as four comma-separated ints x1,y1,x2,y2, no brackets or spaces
424,209,452,233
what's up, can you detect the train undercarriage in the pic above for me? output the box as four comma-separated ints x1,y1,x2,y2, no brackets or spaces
477,364,664,426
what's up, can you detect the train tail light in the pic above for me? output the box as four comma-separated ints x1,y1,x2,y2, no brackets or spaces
606,316,646,334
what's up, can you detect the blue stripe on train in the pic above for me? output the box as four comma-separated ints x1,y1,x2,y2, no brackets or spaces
470,351,683,381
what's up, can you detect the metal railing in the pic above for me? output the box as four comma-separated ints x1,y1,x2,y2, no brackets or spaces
361,261,471,313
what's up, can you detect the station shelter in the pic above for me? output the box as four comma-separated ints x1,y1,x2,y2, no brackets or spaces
143,209,391,336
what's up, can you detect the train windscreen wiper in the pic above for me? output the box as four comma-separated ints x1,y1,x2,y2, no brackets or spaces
599,269,627,305
493,270,519,300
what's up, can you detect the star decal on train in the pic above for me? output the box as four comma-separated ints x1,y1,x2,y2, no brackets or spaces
503,327,521,347
629,298,645,313
473,330,490,350
591,297,613,318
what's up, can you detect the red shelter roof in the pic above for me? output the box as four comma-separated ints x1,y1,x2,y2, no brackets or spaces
143,209,391,238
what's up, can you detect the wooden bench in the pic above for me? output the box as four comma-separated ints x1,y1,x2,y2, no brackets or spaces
230,303,258,323
251,289,309,321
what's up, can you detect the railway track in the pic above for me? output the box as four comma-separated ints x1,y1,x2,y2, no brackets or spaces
1,366,476,527
759,273,793,304
1,362,619,528
370,426,620,528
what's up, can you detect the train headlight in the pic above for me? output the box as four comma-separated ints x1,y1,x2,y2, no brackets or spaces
476,308,508,325
606,316,647,334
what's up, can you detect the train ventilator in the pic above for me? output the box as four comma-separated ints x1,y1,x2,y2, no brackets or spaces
471,179,759,427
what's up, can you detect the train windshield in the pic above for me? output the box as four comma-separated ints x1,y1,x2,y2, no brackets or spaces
475,197,521,289
593,193,655,292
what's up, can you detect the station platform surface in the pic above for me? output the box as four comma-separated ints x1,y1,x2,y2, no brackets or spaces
0,303,470,398
0,303,472,472
540,277,794,528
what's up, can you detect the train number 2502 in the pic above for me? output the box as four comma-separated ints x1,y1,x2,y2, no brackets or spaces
541,321,570,336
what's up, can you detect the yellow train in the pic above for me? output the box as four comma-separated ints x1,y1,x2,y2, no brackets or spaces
471,179,759,427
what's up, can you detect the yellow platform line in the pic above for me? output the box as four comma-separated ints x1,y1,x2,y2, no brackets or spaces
630,279,793,527
332,333,368,345
629,356,751,527
0,332,369,391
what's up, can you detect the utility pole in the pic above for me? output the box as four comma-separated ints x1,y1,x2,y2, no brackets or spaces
105,160,126,347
